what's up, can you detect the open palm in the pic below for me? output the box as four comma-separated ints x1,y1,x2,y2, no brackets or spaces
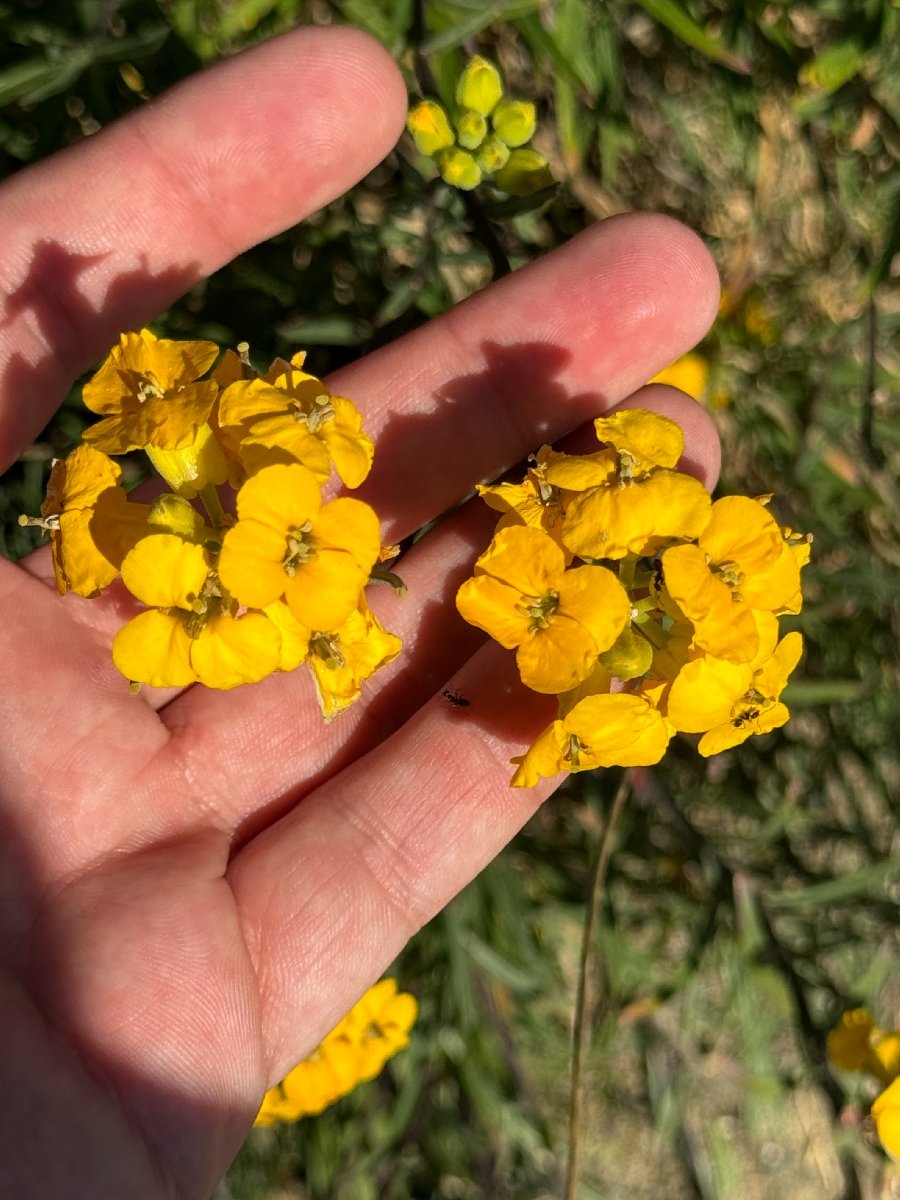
0,26,721,1199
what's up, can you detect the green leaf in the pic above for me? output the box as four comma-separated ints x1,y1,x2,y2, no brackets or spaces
636,0,751,73
423,0,542,54
274,314,371,345
0,52,90,107
798,38,865,95
762,858,900,909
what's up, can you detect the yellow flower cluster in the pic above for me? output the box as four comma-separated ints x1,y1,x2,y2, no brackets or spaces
23,328,401,711
254,979,417,1125
456,409,810,786
406,55,553,195
827,1008,900,1160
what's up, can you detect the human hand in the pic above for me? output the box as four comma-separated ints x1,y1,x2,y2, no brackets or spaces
0,25,721,1199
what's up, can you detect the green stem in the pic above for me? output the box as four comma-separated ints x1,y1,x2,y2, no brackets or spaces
199,484,228,535
564,773,630,1200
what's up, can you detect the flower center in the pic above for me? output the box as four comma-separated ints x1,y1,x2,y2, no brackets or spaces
310,633,344,668
135,371,167,404
711,557,744,591
523,590,559,630
291,393,335,433
283,522,316,574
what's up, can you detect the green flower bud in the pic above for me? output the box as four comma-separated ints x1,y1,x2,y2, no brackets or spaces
599,624,654,681
406,100,454,156
476,134,510,174
455,109,488,151
437,147,483,191
456,56,503,116
491,148,554,196
491,99,536,148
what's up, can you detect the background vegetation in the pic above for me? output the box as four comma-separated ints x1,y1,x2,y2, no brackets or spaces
1,1,899,1197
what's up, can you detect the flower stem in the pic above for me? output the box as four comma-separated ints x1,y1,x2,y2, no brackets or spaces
564,772,630,1200
199,484,228,534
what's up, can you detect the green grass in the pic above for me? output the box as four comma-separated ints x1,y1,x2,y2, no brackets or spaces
2,1,900,1197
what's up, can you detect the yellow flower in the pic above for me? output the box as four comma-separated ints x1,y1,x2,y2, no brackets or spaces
254,979,417,1126
650,353,710,402
456,525,630,694
477,445,570,550
331,978,419,1083
305,599,402,721
112,533,281,689
666,631,803,756
662,496,802,663
217,463,381,632
217,355,374,488
81,328,220,455
29,445,150,596
511,689,673,787
827,1009,900,1086
546,410,712,560
872,1078,900,1161
255,1038,360,1124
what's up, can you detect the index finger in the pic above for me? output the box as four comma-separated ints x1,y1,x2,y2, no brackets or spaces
0,25,407,470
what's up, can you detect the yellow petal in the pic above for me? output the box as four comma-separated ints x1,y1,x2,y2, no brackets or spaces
235,461,322,530
556,564,630,653
264,601,311,672
473,525,564,596
565,693,673,767
593,409,685,470
649,353,709,401
666,656,753,733
456,575,533,649
218,518,293,610
510,721,568,788
872,1078,900,1161
112,609,197,687
516,617,602,694
120,534,209,609
284,550,366,631
191,612,282,689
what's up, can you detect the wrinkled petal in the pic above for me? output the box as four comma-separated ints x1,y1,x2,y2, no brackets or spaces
191,612,282,689
120,534,209,610
112,609,196,688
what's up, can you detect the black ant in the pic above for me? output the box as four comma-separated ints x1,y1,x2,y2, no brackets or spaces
442,689,471,709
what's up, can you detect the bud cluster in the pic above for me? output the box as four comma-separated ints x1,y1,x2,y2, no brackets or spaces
406,55,553,194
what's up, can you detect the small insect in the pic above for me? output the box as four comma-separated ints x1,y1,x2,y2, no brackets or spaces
442,689,471,708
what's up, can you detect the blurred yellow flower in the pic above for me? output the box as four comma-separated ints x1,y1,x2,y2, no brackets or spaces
650,353,710,401
827,1008,900,1087
872,1078,900,1161
254,980,417,1126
